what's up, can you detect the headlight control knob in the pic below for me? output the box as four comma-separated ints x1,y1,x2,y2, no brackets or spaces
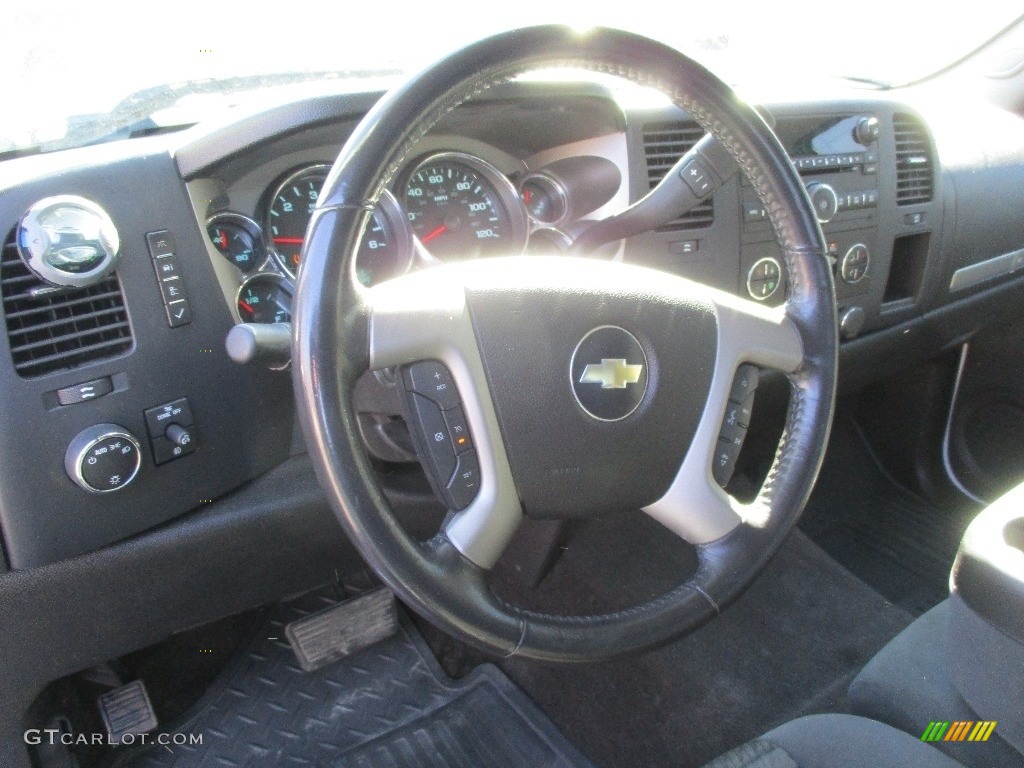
17,195,121,288
65,424,141,493
805,182,839,224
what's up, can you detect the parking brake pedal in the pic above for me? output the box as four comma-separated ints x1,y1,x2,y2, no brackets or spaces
98,680,158,744
286,587,398,672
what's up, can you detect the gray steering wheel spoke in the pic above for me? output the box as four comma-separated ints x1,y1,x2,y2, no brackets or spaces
644,290,802,544
367,270,524,570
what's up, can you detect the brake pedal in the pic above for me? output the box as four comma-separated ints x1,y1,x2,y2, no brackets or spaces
286,587,398,672
97,680,158,744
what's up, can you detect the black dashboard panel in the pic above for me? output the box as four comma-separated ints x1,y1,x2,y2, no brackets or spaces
1,80,1024,571
0,150,294,569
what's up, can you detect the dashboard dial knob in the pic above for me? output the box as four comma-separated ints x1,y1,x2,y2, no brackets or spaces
805,183,839,224
65,424,142,494
17,195,121,288
840,243,870,284
840,306,866,339
854,116,880,145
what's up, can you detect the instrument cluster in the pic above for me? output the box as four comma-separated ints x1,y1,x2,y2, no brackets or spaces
204,151,622,323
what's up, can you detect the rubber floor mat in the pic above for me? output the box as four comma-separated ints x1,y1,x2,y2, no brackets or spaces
799,417,974,615
121,590,592,768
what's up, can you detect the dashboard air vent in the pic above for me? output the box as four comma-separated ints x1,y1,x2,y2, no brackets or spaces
1,232,132,378
894,113,934,205
642,121,715,230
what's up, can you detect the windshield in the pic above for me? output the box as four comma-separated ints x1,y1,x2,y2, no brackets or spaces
4,1,1020,158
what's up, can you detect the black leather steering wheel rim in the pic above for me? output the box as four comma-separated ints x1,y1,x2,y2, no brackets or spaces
292,26,838,662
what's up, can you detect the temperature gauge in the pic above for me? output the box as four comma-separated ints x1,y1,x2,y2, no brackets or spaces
207,213,264,273
236,273,292,324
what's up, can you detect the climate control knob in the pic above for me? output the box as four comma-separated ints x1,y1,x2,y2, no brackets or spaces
840,244,870,284
806,182,839,224
65,424,141,493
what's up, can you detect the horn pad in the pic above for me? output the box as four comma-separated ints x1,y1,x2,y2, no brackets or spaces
463,258,717,519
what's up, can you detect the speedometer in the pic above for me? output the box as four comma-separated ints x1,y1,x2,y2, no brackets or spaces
403,152,527,261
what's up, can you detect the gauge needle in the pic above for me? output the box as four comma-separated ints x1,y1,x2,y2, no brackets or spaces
420,224,448,244
239,300,256,315
272,237,304,245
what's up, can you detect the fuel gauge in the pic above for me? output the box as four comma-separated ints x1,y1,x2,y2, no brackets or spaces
236,273,292,324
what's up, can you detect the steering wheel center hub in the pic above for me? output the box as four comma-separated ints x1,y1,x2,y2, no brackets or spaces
570,325,649,422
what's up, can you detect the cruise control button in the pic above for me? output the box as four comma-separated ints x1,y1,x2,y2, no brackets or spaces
407,393,457,484
404,361,459,410
445,450,481,510
444,406,472,454
57,376,114,406
729,364,759,403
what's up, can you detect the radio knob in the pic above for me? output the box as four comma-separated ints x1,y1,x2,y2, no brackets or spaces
805,183,839,224
854,116,880,145
840,306,866,340
65,424,141,493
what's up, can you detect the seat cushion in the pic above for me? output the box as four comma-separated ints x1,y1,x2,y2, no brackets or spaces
850,599,1024,767
702,715,965,768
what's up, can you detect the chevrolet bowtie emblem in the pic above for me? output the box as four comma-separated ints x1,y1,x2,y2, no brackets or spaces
579,359,644,389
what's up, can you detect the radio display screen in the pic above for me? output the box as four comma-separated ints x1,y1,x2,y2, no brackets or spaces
777,115,864,157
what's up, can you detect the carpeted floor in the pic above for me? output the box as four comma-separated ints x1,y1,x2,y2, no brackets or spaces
799,417,977,615
419,512,915,768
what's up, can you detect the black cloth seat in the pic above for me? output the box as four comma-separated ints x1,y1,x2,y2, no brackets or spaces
700,714,965,768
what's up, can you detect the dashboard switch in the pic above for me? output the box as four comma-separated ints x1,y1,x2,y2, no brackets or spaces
445,450,481,510
144,398,194,438
146,231,176,258
56,376,113,406
404,361,459,410
165,300,193,328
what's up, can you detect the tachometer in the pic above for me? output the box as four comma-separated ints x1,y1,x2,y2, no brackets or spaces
403,152,527,261
265,167,412,285
266,164,329,275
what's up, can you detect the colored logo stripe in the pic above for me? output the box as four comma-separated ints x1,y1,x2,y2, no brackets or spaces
921,721,997,742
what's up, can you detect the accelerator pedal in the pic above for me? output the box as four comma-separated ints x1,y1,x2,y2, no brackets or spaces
286,586,398,672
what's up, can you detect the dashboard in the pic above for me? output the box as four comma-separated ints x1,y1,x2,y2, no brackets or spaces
1,80,1024,572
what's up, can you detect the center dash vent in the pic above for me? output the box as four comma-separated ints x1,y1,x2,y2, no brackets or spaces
894,113,934,205
642,121,715,230
1,232,133,378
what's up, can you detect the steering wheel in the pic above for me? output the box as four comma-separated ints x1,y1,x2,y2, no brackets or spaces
292,26,837,662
